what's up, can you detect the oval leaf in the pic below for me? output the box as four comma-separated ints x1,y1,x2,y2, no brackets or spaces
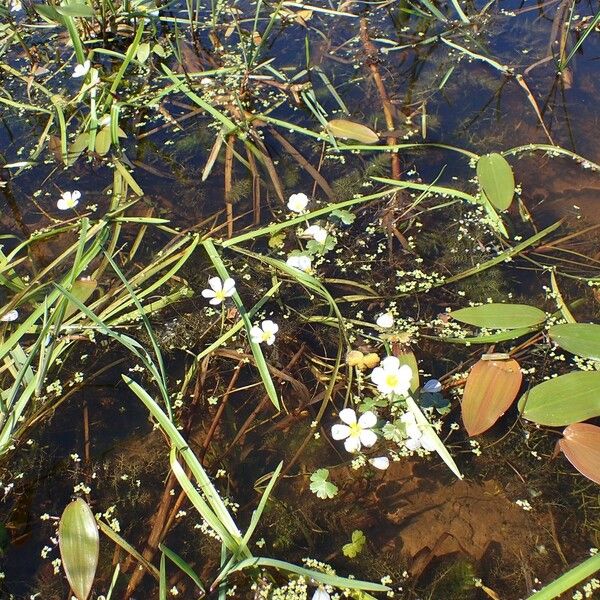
64,279,97,319
462,358,522,436
325,119,379,144
450,303,546,329
95,127,112,156
56,4,95,17
137,42,151,64
518,371,600,426
549,323,600,360
559,423,600,484
59,498,99,600
477,153,515,211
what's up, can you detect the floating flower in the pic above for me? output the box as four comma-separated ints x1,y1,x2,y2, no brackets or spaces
303,224,328,244
57,190,81,210
286,254,311,272
250,320,279,345
331,408,377,453
0,309,18,322
9,0,22,12
346,350,380,371
287,192,309,213
369,456,390,470
376,312,394,328
312,587,331,600
370,356,412,397
400,411,436,451
72,60,91,78
201,277,236,305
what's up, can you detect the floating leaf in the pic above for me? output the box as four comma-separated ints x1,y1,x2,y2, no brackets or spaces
137,42,151,64
67,132,90,167
56,4,95,17
462,358,522,436
59,498,99,600
477,153,515,211
95,127,112,156
450,303,546,329
518,371,600,426
549,323,600,361
559,423,600,484
330,209,356,225
64,278,97,319
309,469,338,499
342,530,366,558
325,119,379,144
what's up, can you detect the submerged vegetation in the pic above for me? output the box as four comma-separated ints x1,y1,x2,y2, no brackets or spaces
1,0,600,597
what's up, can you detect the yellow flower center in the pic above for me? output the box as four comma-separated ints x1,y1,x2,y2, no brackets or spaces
385,373,399,389
348,422,362,437
215,290,226,301
262,331,271,342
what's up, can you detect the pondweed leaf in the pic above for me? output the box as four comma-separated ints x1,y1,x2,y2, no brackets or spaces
462,358,522,436
309,469,338,499
518,371,600,425
450,303,546,329
342,530,366,558
59,498,99,600
325,119,379,144
549,323,600,361
477,153,515,211
559,423,600,484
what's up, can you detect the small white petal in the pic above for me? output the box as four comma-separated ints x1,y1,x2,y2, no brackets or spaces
338,408,357,425
369,456,390,470
381,356,400,371
262,320,278,334
421,432,437,452
0,309,18,322
209,297,222,305
287,192,309,213
359,429,377,448
357,411,377,429
201,289,216,298
370,367,385,385
376,313,394,328
208,276,222,292
405,437,421,451
221,278,236,296
250,326,263,343
344,436,361,453
312,588,331,600
331,424,350,440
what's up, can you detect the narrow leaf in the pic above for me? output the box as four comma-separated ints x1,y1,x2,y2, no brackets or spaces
559,423,600,484
462,358,522,436
450,303,546,329
59,498,99,600
325,119,379,144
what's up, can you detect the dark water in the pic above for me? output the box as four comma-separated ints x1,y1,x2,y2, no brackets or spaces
1,0,600,598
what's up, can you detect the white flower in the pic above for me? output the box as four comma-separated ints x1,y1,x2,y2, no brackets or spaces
287,192,309,213
376,312,394,328
57,190,81,210
370,356,412,397
250,320,279,345
286,254,312,272
303,224,328,244
369,456,390,470
9,0,22,12
331,408,377,453
312,587,330,600
400,411,436,452
72,61,91,78
0,309,18,322
201,277,236,305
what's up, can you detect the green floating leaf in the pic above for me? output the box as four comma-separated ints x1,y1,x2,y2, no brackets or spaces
325,119,379,144
95,127,112,156
450,303,547,330
342,530,366,558
330,209,356,225
56,4,95,17
137,42,151,63
309,469,338,499
549,323,600,361
477,153,515,211
64,278,97,319
518,371,600,426
59,498,99,600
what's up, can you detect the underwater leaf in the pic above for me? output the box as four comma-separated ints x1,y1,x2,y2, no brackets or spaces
342,530,366,558
330,209,356,225
559,423,600,485
67,132,90,167
477,153,515,211
309,469,338,499
325,119,379,144
64,278,97,319
137,42,151,64
518,371,600,426
95,127,112,156
549,323,600,360
56,4,95,17
462,358,522,436
450,303,546,329
58,498,99,600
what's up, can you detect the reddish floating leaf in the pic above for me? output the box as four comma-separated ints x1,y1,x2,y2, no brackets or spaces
559,423,600,485
461,358,522,436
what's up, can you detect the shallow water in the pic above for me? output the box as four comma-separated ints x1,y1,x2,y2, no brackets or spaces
1,0,600,598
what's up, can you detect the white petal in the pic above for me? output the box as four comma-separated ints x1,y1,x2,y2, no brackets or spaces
398,364,413,381
338,408,357,425
381,356,400,371
312,589,331,600
421,432,437,452
0,309,18,322
358,411,377,429
405,437,421,451
209,297,222,305
344,436,361,453
369,456,390,470
250,326,262,343
359,429,377,448
222,278,236,296
201,289,216,298
71,190,81,201
265,334,276,345
400,411,417,427
370,367,385,385
376,313,394,328
262,320,278,334
331,424,350,440
405,422,421,439
208,276,222,292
